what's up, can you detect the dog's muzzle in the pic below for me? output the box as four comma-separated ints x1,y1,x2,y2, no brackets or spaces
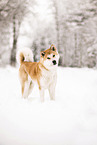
52,60,57,65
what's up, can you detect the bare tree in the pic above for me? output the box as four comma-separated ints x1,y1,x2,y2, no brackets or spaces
0,0,36,66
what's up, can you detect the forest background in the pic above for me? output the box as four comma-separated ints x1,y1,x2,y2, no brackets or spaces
0,0,97,68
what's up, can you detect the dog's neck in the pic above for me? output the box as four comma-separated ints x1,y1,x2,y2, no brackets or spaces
39,62,57,74
39,62,49,71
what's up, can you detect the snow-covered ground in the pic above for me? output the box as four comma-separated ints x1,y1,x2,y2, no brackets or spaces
0,66,97,145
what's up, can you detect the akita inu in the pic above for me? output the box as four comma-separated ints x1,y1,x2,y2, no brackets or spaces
18,44,59,102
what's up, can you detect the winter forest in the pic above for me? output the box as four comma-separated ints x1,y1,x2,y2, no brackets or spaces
0,0,97,67
1,1,97,145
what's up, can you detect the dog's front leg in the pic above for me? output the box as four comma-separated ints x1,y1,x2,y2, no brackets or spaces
39,88,45,102
48,84,56,101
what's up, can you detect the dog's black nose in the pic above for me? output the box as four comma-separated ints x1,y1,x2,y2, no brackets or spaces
52,60,57,65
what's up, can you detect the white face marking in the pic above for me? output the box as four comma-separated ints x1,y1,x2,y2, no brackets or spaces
43,53,59,70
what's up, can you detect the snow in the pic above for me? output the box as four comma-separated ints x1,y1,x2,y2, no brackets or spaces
0,66,97,145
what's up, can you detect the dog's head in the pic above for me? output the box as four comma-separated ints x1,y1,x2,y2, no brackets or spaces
40,44,59,70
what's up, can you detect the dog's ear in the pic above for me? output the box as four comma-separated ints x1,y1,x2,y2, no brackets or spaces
50,44,57,51
40,51,45,57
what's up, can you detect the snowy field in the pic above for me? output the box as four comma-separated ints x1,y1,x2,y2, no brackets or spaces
0,66,97,145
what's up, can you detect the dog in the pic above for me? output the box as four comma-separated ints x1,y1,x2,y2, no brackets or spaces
18,44,59,102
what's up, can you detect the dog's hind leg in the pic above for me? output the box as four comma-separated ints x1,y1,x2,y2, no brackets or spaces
28,81,34,96
22,83,25,96
22,81,30,99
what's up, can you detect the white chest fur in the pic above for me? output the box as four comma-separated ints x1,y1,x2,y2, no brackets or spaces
40,69,57,89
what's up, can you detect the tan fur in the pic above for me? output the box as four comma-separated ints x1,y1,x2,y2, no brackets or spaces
18,44,59,102
19,53,25,64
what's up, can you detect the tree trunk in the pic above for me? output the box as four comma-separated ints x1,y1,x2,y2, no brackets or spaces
55,3,60,51
53,0,61,65
10,15,17,66
74,32,78,67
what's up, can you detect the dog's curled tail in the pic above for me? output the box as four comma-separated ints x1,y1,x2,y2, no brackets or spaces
19,52,25,64
16,48,33,65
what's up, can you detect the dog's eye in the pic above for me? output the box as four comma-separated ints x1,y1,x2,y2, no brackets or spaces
47,57,50,59
53,55,55,57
